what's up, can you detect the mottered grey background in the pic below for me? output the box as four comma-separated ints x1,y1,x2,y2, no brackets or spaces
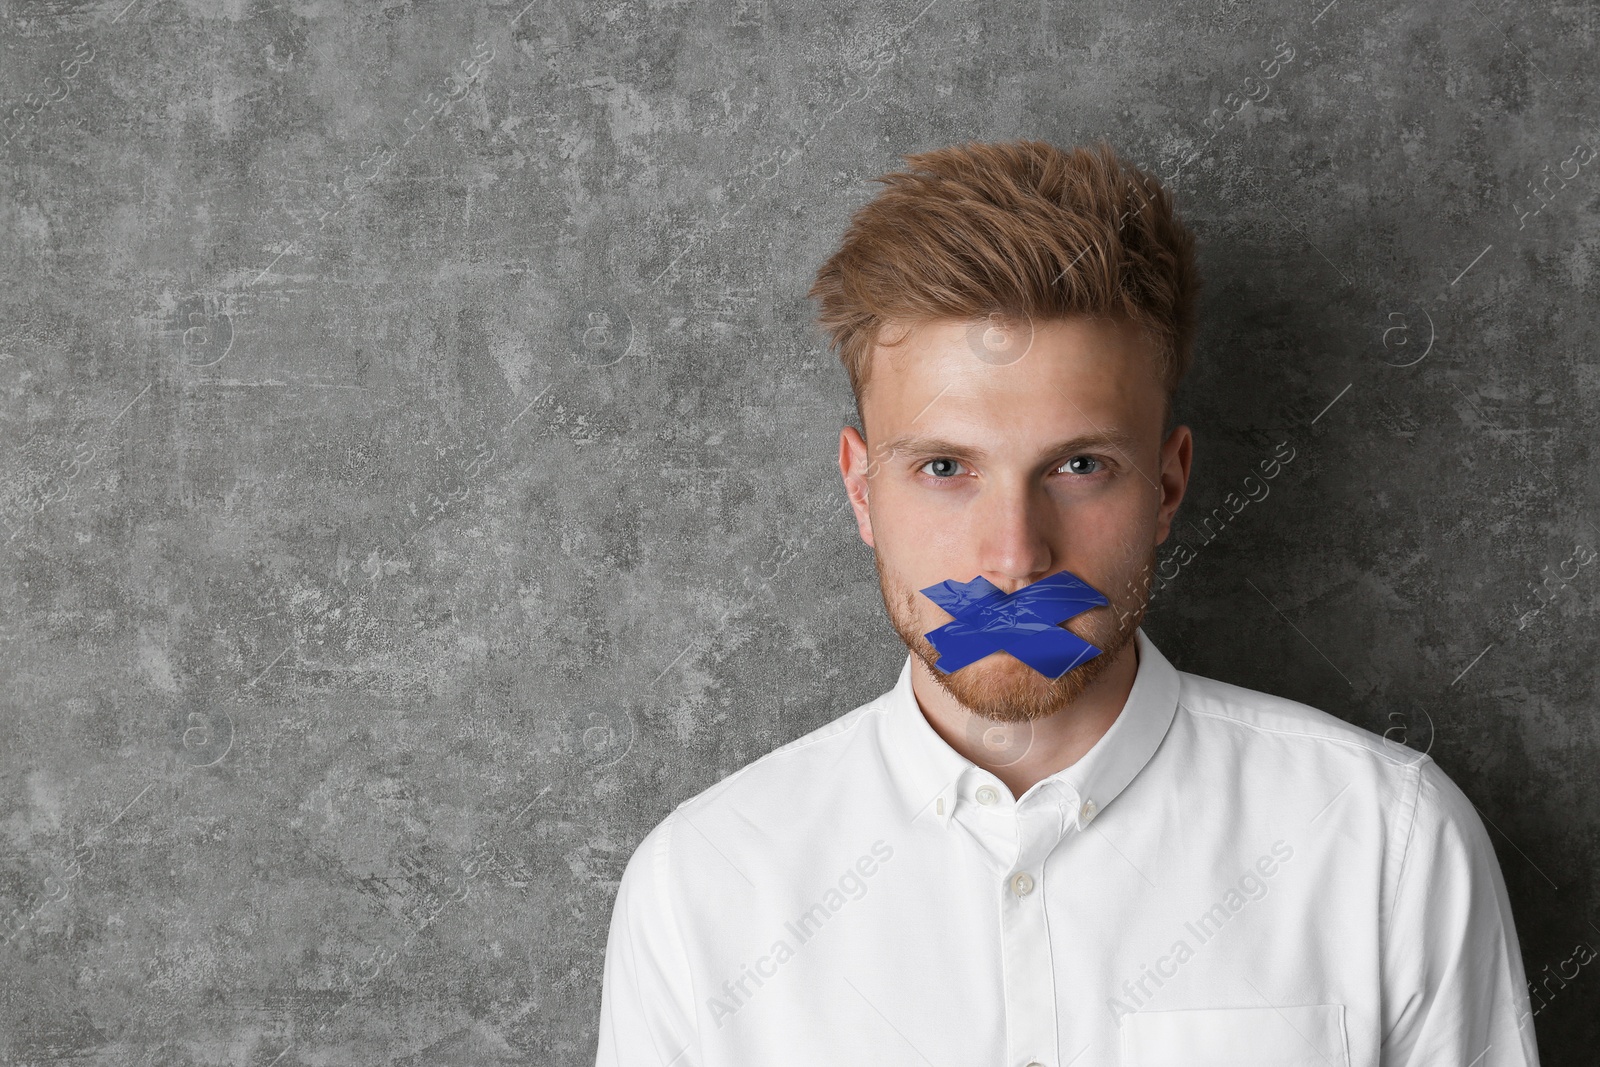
1,0,1596,1062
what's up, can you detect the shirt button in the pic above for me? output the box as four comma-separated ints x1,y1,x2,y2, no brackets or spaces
975,785,999,806
1011,871,1035,897
1081,799,1098,823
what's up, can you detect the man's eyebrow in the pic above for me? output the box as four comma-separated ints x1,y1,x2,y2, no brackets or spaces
876,428,1143,465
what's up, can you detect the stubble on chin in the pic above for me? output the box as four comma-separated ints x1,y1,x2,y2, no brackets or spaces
874,551,1150,725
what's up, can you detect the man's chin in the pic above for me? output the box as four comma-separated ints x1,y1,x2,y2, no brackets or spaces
923,653,1088,724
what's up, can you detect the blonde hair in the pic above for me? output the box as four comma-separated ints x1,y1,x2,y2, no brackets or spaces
808,139,1201,430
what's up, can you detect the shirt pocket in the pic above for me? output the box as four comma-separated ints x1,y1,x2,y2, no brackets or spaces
1120,1003,1350,1067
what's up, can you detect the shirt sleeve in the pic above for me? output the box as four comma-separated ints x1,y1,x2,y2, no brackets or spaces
1380,755,1541,1067
595,808,702,1067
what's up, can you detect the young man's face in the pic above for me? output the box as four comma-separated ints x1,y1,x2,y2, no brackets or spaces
839,313,1192,724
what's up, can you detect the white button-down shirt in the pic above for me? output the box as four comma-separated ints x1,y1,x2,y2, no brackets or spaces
596,627,1540,1066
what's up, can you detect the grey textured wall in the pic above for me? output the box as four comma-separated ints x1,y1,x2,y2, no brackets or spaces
2,0,1596,1062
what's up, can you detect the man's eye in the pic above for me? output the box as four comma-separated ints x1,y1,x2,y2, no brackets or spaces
1059,455,1103,475
919,458,966,479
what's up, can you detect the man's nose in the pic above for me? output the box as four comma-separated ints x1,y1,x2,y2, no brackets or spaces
971,480,1056,585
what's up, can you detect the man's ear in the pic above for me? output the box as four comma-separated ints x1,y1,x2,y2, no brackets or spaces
839,425,875,548
1154,424,1193,546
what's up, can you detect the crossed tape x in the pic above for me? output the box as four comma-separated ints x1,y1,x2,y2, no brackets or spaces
918,570,1109,680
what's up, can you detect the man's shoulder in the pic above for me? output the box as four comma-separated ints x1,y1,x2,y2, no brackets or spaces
1167,668,1479,861
688,688,889,811
626,682,894,867
1174,666,1428,776
1169,665,1508,873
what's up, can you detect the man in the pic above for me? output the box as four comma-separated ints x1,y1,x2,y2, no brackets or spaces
595,139,1540,1066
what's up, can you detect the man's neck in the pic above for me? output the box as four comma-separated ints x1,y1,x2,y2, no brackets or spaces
910,640,1141,800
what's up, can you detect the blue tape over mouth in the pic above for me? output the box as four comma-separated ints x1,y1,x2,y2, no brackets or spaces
918,570,1110,679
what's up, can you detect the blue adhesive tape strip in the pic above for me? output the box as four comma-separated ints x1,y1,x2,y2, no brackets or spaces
918,570,1110,679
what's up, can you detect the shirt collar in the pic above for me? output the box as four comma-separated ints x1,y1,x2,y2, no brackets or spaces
876,626,1180,832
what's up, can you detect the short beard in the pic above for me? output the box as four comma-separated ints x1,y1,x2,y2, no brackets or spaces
874,547,1153,730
